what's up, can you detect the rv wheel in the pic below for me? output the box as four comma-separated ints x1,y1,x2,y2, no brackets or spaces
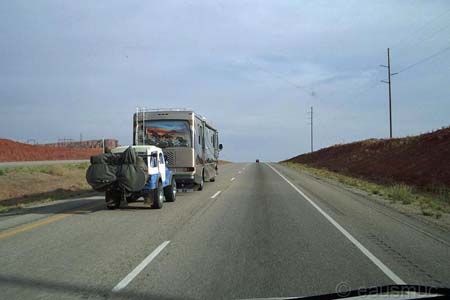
198,171,204,191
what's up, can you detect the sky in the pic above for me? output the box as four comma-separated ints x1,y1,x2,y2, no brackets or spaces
1,0,449,162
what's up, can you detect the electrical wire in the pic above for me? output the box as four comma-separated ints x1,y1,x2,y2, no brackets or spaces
247,59,324,101
396,44,450,74
408,20,450,48
391,6,450,51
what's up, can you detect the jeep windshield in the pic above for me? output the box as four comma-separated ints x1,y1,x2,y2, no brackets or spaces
140,120,191,148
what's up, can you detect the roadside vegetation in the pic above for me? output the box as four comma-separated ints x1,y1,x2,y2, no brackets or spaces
0,163,96,213
282,162,450,220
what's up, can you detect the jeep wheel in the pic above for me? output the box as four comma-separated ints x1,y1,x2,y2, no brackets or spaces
106,204,116,210
164,177,177,202
151,182,164,209
105,191,118,209
143,191,153,207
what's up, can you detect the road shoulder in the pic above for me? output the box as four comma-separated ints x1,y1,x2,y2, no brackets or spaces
277,162,450,233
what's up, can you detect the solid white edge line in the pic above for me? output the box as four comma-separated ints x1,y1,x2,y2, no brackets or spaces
211,190,221,199
112,241,171,292
265,163,406,285
231,177,235,181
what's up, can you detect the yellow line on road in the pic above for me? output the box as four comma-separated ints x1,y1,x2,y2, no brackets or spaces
0,203,100,239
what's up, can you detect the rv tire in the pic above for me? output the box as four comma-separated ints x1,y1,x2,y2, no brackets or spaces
198,171,204,191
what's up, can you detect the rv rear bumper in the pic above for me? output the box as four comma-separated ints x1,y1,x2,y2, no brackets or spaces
173,174,195,189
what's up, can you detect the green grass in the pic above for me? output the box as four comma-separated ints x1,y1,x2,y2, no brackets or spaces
387,184,414,204
434,185,450,205
0,205,10,213
282,161,450,218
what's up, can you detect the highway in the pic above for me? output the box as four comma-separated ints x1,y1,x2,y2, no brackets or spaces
0,163,449,299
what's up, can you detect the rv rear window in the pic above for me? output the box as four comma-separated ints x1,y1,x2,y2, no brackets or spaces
139,120,191,148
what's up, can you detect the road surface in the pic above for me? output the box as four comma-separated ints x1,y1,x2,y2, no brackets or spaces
0,163,449,299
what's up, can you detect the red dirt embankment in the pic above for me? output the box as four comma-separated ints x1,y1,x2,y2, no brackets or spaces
0,139,102,162
285,127,450,190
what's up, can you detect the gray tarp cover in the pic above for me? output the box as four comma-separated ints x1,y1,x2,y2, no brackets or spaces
86,147,147,192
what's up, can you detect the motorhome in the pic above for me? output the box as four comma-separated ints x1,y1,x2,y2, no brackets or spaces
133,108,222,191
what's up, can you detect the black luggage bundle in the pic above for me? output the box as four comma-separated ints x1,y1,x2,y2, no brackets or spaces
86,147,148,193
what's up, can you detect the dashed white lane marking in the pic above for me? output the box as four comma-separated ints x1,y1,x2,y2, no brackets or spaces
230,177,235,181
112,241,170,292
211,191,221,199
238,171,242,174
266,163,406,285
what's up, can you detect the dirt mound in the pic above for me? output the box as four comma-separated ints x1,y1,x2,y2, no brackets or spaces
0,139,102,162
285,127,450,190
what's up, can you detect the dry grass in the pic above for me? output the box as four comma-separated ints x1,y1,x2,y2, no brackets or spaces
43,165,66,176
0,163,95,212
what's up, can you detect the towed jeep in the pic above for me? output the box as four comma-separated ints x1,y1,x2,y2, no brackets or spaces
86,145,176,209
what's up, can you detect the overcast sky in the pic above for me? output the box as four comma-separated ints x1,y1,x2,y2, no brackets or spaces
1,1,449,161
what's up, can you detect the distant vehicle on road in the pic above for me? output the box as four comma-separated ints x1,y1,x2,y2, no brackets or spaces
133,108,223,191
256,159,260,163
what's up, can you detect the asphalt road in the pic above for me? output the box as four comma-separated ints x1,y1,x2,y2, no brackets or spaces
0,163,449,300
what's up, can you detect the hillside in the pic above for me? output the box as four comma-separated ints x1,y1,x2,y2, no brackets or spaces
0,139,102,162
285,127,450,191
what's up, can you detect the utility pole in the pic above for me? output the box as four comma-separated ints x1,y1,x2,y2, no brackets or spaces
308,106,313,153
380,48,398,139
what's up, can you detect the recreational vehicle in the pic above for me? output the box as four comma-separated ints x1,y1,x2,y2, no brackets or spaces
133,108,222,191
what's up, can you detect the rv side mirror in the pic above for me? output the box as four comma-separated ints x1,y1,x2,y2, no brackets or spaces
219,144,223,151
164,154,168,164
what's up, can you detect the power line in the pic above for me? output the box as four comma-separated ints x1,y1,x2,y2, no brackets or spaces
247,59,324,101
252,63,305,89
412,20,450,46
396,44,450,74
346,77,383,99
397,20,450,57
249,60,306,90
391,7,450,51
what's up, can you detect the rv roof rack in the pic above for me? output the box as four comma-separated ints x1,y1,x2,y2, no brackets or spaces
135,108,191,113
134,107,213,128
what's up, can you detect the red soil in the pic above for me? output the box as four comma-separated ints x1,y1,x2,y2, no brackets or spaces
286,127,450,190
0,139,102,162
